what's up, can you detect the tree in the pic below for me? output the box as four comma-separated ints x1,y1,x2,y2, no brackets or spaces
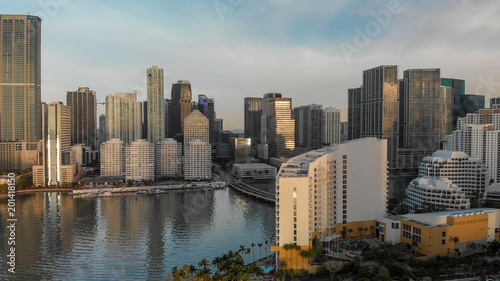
324,260,343,281
264,240,268,258
358,227,364,238
451,236,460,257
258,243,263,260
251,243,256,262
348,228,353,239
280,260,288,280
364,227,369,238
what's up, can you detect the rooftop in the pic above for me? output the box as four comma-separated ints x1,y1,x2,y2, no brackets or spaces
233,163,275,169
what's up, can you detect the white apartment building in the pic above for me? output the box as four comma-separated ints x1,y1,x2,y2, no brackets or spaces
419,150,488,198
447,110,500,183
322,107,341,145
272,138,388,269
156,138,182,178
184,139,211,180
232,163,276,181
404,177,470,212
125,139,155,181
100,139,125,177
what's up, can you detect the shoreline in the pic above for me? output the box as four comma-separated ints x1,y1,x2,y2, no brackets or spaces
0,188,74,198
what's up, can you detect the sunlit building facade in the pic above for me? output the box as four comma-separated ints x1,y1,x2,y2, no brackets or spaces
323,107,341,145
184,139,211,180
105,92,142,144
244,97,262,157
46,102,71,186
147,66,165,143
66,87,97,148
125,139,155,181
100,139,125,177
156,138,182,178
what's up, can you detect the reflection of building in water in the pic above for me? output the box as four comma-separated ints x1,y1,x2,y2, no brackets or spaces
169,191,215,239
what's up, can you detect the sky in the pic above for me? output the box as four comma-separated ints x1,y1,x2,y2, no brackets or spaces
2,0,500,130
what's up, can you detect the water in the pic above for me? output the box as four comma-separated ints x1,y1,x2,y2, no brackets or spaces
0,189,275,280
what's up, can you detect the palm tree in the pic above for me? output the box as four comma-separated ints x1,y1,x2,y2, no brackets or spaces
246,247,251,264
280,260,288,280
452,236,460,257
265,240,268,257
348,228,353,239
364,227,369,237
239,245,246,263
258,243,263,260
251,243,256,262
198,258,210,270
358,227,364,238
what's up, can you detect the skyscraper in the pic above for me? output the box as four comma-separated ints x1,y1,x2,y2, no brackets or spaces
441,77,465,124
66,87,97,148
46,102,71,186
261,93,295,159
170,80,192,139
361,65,399,169
323,107,341,145
244,97,262,157
147,66,165,144
198,95,215,144
294,104,323,151
0,14,42,142
398,68,441,169
105,92,142,144
347,87,362,140
183,110,209,145
440,86,454,144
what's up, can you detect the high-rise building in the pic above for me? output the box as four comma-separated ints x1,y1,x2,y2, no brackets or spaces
323,107,341,145
46,102,71,186
183,110,209,145
184,139,211,180
461,94,485,115
404,177,470,212
447,111,500,183
66,87,96,148
398,68,441,170
491,97,500,109
98,114,106,145
147,66,165,143
125,139,155,181
440,86,454,145
214,118,223,144
294,104,323,151
441,77,465,125
347,87,362,140
261,93,295,159
231,138,251,163
164,98,171,142
271,138,388,270
361,65,399,169
156,138,182,178
244,97,262,157
170,80,192,139
198,95,215,144
419,150,488,198
100,139,125,177
0,15,42,142
105,92,142,144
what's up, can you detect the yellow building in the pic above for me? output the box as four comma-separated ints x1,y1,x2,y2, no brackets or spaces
379,208,500,259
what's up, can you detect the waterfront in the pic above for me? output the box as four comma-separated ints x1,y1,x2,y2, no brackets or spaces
0,188,275,280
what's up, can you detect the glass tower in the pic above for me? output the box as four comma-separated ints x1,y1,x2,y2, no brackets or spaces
170,80,192,139
244,97,262,157
0,15,42,142
66,87,96,148
347,87,362,140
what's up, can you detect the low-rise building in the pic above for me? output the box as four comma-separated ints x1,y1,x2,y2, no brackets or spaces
232,163,276,181
379,208,500,259
404,177,470,212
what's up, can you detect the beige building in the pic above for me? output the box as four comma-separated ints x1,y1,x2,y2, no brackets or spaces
156,138,182,178
271,138,388,270
125,139,155,181
184,110,209,145
105,92,142,144
100,139,125,177
184,139,211,180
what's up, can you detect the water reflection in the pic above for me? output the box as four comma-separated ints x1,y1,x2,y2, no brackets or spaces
0,189,274,280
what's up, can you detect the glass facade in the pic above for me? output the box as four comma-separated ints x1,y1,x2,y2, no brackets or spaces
361,65,399,169
268,97,295,158
294,104,323,151
170,80,192,139
66,87,97,149
347,87,362,140
244,97,262,157
198,95,215,144
0,15,42,142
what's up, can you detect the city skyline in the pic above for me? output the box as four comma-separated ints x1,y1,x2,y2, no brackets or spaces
2,1,499,129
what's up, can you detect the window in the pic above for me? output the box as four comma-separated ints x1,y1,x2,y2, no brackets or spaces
441,239,446,245
442,231,446,237
391,222,399,229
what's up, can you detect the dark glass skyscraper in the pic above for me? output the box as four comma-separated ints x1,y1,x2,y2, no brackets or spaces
294,104,323,151
244,97,262,157
441,77,465,125
0,15,42,142
398,68,441,169
361,65,399,169
66,87,96,148
170,80,192,139
347,87,362,140
198,95,215,144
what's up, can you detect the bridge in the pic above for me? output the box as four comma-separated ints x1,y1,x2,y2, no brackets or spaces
228,180,276,204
